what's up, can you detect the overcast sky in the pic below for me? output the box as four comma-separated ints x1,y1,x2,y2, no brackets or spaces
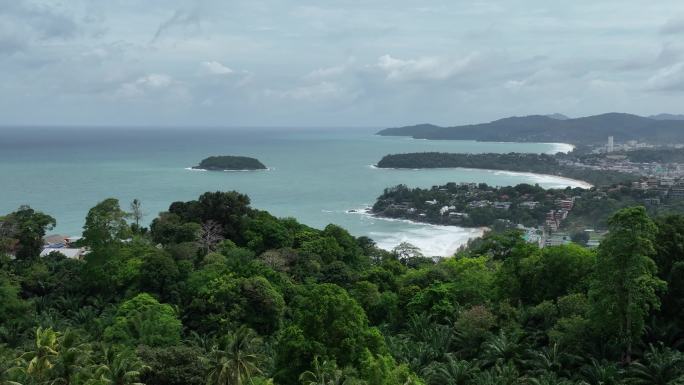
3,0,684,127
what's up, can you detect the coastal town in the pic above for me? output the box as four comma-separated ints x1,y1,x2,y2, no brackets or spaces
372,138,684,249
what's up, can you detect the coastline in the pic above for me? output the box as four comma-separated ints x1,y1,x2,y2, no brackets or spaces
378,134,577,154
186,167,272,172
371,165,593,189
346,207,486,256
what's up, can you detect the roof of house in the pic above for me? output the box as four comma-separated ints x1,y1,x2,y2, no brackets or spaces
40,248,84,259
44,234,69,244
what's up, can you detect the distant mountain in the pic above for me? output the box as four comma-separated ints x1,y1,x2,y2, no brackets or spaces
649,113,684,121
546,113,570,120
377,113,684,145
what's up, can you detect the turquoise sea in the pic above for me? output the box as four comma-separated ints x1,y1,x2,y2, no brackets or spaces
0,127,585,256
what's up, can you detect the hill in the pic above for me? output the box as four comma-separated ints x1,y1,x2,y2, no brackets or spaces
376,152,635,186
193,155,267,171
378,112,684,145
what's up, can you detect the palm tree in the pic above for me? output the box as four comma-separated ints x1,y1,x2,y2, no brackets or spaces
53,329,92,385
625,343,684,385
421,353,476,385
525,372,574,385
523,343,580,377
88,346,148,385
470,363,519,385
299,357,345,385
480,330,524,368
577,359,622,385
19,327,61,384
204,327,264,385
0,346,23,385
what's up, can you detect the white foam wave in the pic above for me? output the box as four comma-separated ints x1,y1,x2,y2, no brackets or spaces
371,225,484,257
546,142,575,154
346,208,484,257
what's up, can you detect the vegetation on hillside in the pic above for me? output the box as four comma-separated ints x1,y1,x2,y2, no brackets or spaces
377,112,684,145
376,152,636,186
0,193,683,384
194,156,267,171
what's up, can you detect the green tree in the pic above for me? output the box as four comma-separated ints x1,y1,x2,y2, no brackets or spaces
589,206,666,363
204,327,264,385
0,275,27,325
104,293,182,347
421,354,476,385
239,276,285,335
53,329,91,385
625,343,684,385
137,346,205,385
83,199,129,250
4,206,56,260
654,215,684,323
298,357,345,385
19,327,61,384
90,346,149,385
275,284,385,384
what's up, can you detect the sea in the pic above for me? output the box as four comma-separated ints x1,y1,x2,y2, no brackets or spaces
0,126,587,256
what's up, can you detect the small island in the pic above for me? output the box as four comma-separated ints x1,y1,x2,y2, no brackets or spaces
193,155,267,171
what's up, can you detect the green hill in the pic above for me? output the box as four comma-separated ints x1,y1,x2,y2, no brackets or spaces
378,112,684,145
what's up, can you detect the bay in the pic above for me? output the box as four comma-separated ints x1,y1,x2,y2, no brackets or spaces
0,126,583,256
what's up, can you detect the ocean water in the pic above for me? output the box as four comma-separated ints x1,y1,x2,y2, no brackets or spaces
0,127,583,256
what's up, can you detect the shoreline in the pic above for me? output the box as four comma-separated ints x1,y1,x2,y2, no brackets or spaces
378,134,577,154
370,165,593,189
185,167,272,172
346,207,486,256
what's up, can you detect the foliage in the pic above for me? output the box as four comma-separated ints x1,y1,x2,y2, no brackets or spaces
1,193,684,385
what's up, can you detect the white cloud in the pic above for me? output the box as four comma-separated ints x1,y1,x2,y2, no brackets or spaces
266,81,357,102
201,61,234,75
647,62,684,91
305,65,346,80
117,73,175,97
661,17,684,35
375,54,478,81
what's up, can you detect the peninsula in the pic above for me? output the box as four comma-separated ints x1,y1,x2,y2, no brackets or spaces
375,152,635,186
377,112,684,146
193,155,267,171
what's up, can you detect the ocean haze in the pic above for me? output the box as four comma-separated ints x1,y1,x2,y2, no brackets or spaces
0,126,580,256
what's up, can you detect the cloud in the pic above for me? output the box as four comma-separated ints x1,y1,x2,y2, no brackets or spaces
201,61,234,75
117,73,176,98
153,6,203,41
375,54,478,81
661,17,684,35
305,65,346,80
0,0,81,55
265,81,358,102
647,62,684,91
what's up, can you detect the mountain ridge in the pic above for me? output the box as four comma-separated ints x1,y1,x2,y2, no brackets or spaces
378,112,684,145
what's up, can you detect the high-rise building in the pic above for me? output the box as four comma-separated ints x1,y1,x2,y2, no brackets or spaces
607,136,614,153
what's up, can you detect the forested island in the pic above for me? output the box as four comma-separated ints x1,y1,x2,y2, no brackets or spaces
193,155,267,171
376,152,636,186
1,192,683,384
376,112,684,146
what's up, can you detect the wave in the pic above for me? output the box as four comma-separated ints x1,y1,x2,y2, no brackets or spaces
345,207,484,257
546,142,575,154
371,225,484,257
372,165,591,188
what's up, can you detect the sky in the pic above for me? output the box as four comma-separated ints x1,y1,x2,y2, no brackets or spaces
2,0,684,127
